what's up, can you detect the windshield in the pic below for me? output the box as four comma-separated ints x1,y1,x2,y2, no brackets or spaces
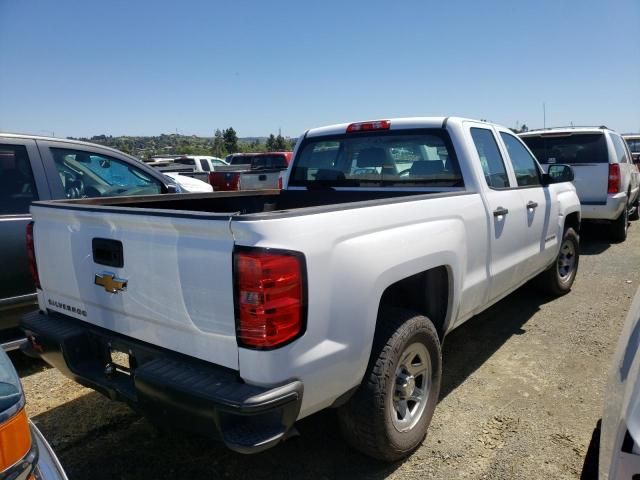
521,133,607,164
289,129,463,188
0,350,22,412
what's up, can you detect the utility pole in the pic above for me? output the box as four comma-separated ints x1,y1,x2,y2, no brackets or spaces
543,103,546,129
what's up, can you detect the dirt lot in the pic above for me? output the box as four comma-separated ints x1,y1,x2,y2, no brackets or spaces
11,224,639,479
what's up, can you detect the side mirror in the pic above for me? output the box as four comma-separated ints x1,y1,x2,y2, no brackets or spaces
544,164,574,185
165,183,181,194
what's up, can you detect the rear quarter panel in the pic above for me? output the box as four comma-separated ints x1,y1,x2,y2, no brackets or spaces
232,192,489,418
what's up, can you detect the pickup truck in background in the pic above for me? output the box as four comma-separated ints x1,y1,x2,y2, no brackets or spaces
0,133,180,350
22,117,580,461
209,152,291,191
520,127,639,242
623,134,640,164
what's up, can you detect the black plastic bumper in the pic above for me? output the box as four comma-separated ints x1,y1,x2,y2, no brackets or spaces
21,310,303,454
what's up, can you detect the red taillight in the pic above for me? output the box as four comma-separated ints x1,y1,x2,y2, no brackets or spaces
346,120,390,133
278,174,283,189
608,163,621,194
234,248,306,349
26,222,40,289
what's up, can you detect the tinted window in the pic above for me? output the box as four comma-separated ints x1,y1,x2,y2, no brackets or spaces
230,155,251,165
500,132,541,187
470,128,509,188
611,134,630,164
289,130,463,188
521,133,607,164
200,159,210,171
51,148,162,198
174,158,196,166
0,144,38,214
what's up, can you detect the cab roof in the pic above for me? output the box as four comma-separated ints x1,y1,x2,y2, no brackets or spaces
305,117,484,138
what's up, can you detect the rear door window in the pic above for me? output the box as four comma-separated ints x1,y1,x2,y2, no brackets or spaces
200,159,211,171
51,148,162,198
0,144,38,214
500,132,541,187
470,128,510,189
520,133,607,164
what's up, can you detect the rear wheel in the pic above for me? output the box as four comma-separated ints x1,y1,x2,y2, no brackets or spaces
337,308,441,462
610,204,629,242
535,227,579,296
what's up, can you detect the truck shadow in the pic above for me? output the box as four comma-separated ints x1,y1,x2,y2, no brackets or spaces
33,391,400,480
439,283,550,400
579,221,635,255
31,282,558,480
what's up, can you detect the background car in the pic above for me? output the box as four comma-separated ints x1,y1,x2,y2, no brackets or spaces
623,134,640,165
599,286,640,479
520,126,639,242
0,349,68,479
0,133,180,349
163,172,213,193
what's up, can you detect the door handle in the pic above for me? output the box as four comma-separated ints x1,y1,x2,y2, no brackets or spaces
493,207,509,217
527,201,538,209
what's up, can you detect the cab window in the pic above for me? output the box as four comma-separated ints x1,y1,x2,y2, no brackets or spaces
470,128,509,189
500,132,542,187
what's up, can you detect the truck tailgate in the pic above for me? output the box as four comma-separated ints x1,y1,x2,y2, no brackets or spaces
566,163,609,204
31,204,239,369
239,171,281,190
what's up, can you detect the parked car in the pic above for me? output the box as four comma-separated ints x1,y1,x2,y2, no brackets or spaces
623,134,640,164
0,133,180,349
21,117,580,461
163,172,213,193
210,152,292,191
172,155,227,173
520,127,640,241
0,349,67,479
599,286,640,479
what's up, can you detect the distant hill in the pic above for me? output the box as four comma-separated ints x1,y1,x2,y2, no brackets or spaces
67,134,294,159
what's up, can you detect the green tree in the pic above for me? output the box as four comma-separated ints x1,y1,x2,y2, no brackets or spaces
274,134,287,151
212,129,226,157
265,134,276,151
223,127,239,153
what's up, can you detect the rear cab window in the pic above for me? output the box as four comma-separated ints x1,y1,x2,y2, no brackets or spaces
520,133,608,164
289,129,463,188
610,133,631,164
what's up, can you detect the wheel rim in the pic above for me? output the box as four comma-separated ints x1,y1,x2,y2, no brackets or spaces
391,342,431,432
557,238,576,281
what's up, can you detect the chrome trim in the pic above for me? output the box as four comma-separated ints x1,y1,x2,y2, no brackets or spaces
0,294,37,308
31,422,68,480
1,338,27,352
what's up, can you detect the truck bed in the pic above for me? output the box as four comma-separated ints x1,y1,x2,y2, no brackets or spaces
36,189,461,219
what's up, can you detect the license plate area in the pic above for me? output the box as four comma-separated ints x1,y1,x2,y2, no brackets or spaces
108,344,134,376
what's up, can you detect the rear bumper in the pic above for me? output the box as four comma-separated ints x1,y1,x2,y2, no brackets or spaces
581,193,627,221
21,310,303,454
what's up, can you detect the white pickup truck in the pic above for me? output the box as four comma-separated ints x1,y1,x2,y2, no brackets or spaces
22,117,581,461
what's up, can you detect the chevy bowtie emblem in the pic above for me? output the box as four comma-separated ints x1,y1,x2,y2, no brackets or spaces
95,272,128,293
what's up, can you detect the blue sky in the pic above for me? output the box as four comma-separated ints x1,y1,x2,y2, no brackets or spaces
1,0,638,138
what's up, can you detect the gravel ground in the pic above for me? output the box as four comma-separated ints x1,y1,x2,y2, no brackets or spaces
11,223,639,480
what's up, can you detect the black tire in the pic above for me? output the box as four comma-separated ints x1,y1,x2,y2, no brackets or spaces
535,227,579,296
629,195,639,221
610,205,629,242
337,307,441,462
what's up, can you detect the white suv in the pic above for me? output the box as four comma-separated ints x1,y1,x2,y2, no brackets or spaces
521,127,640,242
